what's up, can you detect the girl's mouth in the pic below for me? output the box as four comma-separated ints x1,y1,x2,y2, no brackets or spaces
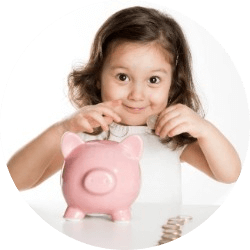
123,104,146,113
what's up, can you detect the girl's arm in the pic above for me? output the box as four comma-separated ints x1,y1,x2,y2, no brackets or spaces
155,104,241,183
7,100,122,191
180,122,241,183
7,123,65,191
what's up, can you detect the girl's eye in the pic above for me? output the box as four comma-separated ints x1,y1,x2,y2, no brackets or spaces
117,73,129,82
149,76,160,84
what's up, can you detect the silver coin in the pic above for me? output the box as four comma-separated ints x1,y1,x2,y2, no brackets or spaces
146,114,158,129
162,224,182,230
158,241,171,245
167,220,185,226
159,237,180,244
109,122,129,137
176,215,193,222
163,229,182,236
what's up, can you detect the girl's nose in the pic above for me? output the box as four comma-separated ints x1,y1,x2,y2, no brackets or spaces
128,82,145,101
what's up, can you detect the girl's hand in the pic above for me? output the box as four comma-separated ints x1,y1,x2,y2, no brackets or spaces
155,104,208,139
61,100,122,133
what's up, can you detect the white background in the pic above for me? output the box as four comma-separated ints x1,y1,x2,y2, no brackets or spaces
0,0,248,206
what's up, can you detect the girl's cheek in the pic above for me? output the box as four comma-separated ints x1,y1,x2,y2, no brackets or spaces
102,85,127,102
150,92,169,109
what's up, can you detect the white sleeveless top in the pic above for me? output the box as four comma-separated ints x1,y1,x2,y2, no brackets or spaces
78,123,185,205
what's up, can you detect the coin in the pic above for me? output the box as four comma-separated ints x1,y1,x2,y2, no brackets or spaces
162,224,182,230
167,220,185,226
162,233,181,240
163,229,182,235
146,114,158,129
109,122,129,137
176,215,193,222
158,239,173,244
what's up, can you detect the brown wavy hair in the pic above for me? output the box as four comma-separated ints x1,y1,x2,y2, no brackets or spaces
68,6,205,149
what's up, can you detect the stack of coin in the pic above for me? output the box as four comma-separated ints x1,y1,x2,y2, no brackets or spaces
158,215,192,245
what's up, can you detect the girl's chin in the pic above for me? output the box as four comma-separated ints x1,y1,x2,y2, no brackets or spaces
118,117,147,126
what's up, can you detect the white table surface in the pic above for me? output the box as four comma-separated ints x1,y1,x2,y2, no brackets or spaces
24,196,219,249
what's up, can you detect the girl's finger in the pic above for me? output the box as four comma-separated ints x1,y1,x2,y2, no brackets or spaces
86,111,109,131
158,116,185,138
155,110,180,133
97,106,121,123
103,116,114,125
168,122,188,137
156,105,179,127
104,99,123,108
98,101,122,122
77,117,94,133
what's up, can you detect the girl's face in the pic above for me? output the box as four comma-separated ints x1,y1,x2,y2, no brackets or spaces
100,42,172,126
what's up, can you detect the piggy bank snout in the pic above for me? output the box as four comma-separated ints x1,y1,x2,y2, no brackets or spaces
83,169,116,195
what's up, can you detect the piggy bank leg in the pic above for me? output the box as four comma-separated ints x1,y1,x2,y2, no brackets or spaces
111,208,131,222
63,207,85,221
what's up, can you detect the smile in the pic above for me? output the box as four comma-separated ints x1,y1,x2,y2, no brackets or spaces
123,104,146,113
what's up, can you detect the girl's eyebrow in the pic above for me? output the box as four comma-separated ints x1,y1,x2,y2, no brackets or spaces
110,66,129,71
151,68,168,75
109,66,168,75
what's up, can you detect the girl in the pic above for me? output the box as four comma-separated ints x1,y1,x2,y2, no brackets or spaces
7,6,241,202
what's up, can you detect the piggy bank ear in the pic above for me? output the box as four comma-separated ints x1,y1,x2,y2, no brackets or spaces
120,135,143,160
61,132,84,158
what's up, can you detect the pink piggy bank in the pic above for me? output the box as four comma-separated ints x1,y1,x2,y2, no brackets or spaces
61,132,143,222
